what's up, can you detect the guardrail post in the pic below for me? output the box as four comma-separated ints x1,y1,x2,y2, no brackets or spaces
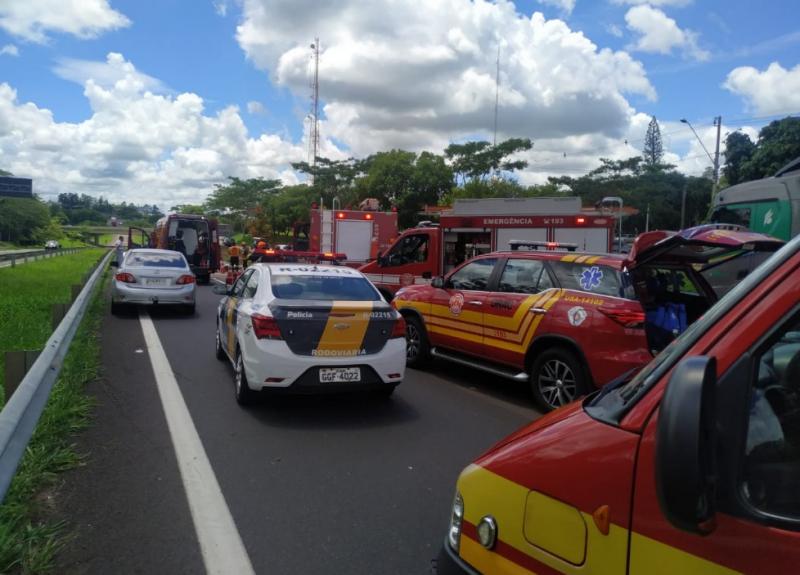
4,351,41,400
51,303,68,330
10,255,14,268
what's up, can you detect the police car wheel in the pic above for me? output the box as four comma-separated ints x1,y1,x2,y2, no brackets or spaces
215,324,226,361
530,348,587,412
234,349,256,406
405,316,430,368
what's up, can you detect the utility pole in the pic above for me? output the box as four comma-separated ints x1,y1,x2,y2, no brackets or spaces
493,46,500,147
713,115,722,188
309,38,320,178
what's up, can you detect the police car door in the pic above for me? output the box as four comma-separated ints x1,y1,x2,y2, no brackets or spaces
430,257,498,358
222,270,253,358
235,269,261,360
485,257,557,369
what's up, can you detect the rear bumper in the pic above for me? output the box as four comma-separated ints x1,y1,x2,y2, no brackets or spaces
435,540,479,575
112,281,195,305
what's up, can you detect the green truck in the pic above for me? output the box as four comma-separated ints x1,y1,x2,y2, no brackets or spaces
711,156,800,240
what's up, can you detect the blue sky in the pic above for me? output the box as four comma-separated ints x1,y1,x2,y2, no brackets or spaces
0,0,798,207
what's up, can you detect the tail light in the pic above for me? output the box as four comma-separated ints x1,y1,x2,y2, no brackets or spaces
115,272,136,283
251,313,282,339
176,275,195,285
599,306,645,328
390,315,407,338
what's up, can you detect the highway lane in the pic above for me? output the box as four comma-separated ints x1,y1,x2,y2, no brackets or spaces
54,283,542,574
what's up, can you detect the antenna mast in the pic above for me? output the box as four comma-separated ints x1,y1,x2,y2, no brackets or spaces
309,38,321,175
493,45,500,147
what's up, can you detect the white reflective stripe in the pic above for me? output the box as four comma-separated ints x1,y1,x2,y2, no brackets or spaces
414,277,432,285
364,273,401,284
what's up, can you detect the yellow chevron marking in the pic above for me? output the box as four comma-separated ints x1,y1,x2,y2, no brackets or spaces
316,301,373,352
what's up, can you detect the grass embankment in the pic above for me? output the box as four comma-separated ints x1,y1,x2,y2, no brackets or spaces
0,249,106,572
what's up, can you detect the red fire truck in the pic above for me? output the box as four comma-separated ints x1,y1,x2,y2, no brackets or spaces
360,197,615,300
293,201,398,265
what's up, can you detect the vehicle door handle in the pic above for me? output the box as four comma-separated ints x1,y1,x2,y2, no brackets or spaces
467,300,483,306
529,307,547,315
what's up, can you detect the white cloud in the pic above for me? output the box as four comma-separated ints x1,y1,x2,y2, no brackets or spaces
213,1,228,17
236,0,656,172
624,5,709,60
723,62,800,116
1,44,19,56
0,0,130,43
54,53,167,93
607,24,623,38
537,0,576,16
0,54,305,209
247,100,265,115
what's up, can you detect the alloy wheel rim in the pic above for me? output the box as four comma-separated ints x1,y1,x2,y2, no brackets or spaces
538,359,576,408
235,355,243,394
406,323,420,360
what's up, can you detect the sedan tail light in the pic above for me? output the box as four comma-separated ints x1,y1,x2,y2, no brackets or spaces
390,315,407,339
251,313,282,340
599,306,645,329
176,274,196,285
115,272,136,283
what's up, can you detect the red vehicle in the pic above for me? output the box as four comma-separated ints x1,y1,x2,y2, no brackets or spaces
128,214,221,284
393,225,783,411
436,232,800,575
294,202,398,265
361,197,615,301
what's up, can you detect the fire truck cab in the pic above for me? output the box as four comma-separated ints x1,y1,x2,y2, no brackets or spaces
361,197,615,300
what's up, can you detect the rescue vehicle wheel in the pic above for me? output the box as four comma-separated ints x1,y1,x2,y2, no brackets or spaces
530,348,587,411
215,323,226,361
405,316,430,368
234,348,257,406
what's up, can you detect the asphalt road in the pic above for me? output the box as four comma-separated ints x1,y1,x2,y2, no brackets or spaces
52,282,542,574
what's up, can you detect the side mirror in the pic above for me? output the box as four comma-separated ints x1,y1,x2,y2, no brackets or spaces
431,276,444,289
212,284,230,296
656,356,717,534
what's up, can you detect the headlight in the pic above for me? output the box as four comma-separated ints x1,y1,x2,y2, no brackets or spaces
447,491,464,552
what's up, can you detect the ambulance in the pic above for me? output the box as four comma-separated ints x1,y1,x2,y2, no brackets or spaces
436,232,800,574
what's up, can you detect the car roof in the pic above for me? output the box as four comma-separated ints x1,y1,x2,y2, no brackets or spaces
127,248,185,256
485,250,625,267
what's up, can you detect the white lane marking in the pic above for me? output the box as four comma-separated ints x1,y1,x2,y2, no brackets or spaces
139,311,255,575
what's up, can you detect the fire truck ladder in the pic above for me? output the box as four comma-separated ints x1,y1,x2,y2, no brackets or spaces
320,209,333,253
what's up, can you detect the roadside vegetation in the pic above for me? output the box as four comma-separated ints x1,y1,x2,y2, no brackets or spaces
0,250,107,572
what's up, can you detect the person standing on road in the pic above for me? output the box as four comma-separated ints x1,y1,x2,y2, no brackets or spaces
228,242,241,271
114,235,124,265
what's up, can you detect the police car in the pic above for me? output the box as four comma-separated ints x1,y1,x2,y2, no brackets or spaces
213,263,406,404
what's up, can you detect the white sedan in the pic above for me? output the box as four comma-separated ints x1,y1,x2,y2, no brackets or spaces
214,263,406,405
111,249,196,314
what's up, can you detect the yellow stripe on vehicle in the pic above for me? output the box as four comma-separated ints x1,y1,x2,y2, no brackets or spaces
315,301,373,352
628,533,740,575
226,298,237,356
585,256,602,264
457,464,629,575
561,254,579,262
428,324,483,345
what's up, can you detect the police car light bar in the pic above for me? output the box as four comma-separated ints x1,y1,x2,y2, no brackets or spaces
508,240,578,252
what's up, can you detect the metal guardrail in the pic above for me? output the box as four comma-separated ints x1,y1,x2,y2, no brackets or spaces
0,247,85,267
0,250,112,502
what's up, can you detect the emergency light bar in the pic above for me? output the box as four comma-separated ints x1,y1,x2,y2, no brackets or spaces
508,240,578,252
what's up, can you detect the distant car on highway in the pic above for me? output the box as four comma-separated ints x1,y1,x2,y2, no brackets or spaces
44,240,60,250
213,263,406,404
111,249,196,315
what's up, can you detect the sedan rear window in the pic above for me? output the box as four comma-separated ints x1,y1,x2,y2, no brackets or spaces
126,252,187,268
271,275,381,301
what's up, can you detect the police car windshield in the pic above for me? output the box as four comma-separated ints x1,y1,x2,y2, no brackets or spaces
271,271,381,301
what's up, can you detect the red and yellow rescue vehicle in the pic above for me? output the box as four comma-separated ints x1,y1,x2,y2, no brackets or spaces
360,197,615,301
436,232,800,575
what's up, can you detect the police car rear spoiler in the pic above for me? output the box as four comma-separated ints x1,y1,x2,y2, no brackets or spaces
508,240,578,252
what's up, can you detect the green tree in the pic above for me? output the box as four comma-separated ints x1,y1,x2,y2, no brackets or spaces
642,116,664,169
0,169,11,176
0,198,51,244
170,204,207,215
291,157,365,208
739,117,800,181
205,177,282,233
444,138,533,185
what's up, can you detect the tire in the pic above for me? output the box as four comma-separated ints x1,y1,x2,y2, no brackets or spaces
234,348,257,406
215,323,226,361
404,315,430,369
184,303,196,316
529,347,588,412
111,300,124,315
375,385,397,398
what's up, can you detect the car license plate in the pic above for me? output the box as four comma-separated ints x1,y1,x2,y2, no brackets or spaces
319,367,361,383
145,278,168,286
